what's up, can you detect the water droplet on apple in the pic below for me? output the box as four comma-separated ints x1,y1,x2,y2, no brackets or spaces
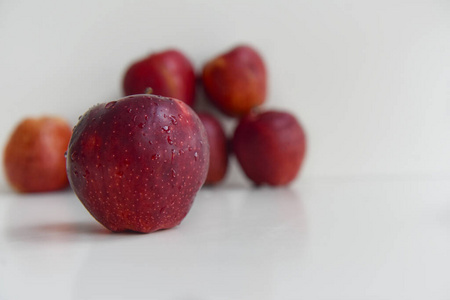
105,101,117,109
82,170,90,178
194,152,198,161
151,154,160,160
138,123,145,128
169,115,178,125
70,151,77,161
171,169,176,178
64,151,67,158
167,136,174,145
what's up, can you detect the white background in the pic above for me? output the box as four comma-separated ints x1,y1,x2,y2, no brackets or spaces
1,1,450,300
1,0,449,185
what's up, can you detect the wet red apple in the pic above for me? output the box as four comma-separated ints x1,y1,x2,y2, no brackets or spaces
3,116,72,193
202,45,267,116
66,94,209,233
123,49,196,106
233,110,306,186
197,113,228,185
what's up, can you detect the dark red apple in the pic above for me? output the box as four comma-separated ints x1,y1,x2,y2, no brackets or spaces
202,45,267,116
123,49,196,106
66,94,209,233
197,113,228,185
233,110,306,186
3,116,72,193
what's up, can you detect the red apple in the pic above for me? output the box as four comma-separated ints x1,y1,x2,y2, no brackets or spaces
66,94,209,233
233,110,306,186
123,49,196,106
202,45,267,116
197,113,228,185
3,116,72,193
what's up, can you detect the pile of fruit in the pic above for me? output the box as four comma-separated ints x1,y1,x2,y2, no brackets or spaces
3,45,306,233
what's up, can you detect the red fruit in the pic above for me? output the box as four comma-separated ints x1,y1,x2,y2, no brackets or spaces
3,116,72,193
66,94,209,233
233,110,306,186
123,49,196,106
202,45,267,116
197,113,228,185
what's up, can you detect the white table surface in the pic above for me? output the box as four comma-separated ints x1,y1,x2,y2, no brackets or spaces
0,176,449,300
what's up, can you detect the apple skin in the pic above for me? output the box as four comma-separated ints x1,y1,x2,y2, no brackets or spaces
123,49,196,106
3,116,72,193
197,113,228,185
66,94,209,233
202,45,267,116
232,110,306,186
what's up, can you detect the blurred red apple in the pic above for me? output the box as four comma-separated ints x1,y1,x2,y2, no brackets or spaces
202,45,267,116
198,113,228,185
66,94,209,233
233,110,306,186
123,49,196,106
3,116,72,193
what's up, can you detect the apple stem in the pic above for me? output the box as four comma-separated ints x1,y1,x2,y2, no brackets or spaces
145,87,153,94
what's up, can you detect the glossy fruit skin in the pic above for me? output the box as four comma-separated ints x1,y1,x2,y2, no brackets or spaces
233,110,306,186
3,116,71,193
66,94,209,233
202,45,267,116
123,49,196,106
198,113,228,185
